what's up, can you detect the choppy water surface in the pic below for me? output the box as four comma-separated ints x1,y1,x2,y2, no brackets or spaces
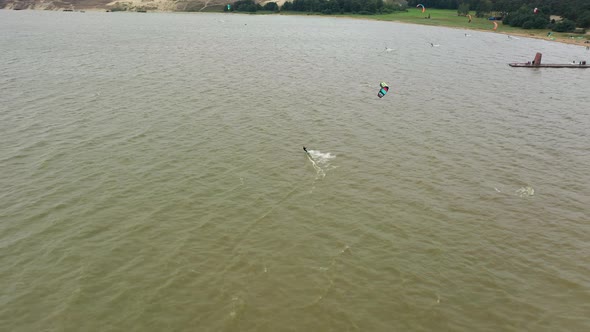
1,10,589,331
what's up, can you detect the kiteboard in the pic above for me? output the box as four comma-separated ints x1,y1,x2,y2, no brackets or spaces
377,82,389,98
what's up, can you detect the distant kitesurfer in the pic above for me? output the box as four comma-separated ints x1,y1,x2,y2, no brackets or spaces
303,146,308,153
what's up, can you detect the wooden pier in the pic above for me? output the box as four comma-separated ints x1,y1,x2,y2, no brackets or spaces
509,53,589,68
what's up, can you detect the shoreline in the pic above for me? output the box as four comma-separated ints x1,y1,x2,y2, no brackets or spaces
376,19,589,48
3,8,589,48
324,11,590,48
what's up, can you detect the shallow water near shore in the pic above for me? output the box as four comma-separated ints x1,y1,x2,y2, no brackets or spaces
1,10,590,331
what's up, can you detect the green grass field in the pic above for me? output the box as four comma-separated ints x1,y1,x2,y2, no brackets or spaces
353,9,588,42
278,8,588,43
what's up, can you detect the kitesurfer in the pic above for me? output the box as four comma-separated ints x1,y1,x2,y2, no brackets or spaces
377,82,389,98
303,146,308,153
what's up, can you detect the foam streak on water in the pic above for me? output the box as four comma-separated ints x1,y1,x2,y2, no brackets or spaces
1,10,589,332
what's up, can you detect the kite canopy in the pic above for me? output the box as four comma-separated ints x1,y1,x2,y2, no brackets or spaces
416,4,425,13
378,82,389,98
533,7,539,14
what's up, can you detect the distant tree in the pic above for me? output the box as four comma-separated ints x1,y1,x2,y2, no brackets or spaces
365,0,377,13
475,0,492,18
407,0,458,10
233,0,257,12
351,0,362,13
531,16,549,29
553,19,576,32
503,5,549,29
577,11,590,28
457,3,469,16
493,0,521,13
263,2,278,11
281,1,292,11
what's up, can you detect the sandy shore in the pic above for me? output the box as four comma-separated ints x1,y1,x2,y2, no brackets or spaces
491,30,589,48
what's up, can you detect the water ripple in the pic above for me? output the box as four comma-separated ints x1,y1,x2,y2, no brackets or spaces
1,10,589,332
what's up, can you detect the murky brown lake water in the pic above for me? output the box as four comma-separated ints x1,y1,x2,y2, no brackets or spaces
1,10,589,331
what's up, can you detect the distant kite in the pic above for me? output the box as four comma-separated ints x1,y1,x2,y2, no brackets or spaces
377,82,389,98
533,8,539,14
416,4,425,13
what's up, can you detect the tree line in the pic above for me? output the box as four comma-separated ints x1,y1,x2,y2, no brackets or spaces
226,0,590,31
227,0,279,12
226,0,406,15
407,0,590,30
